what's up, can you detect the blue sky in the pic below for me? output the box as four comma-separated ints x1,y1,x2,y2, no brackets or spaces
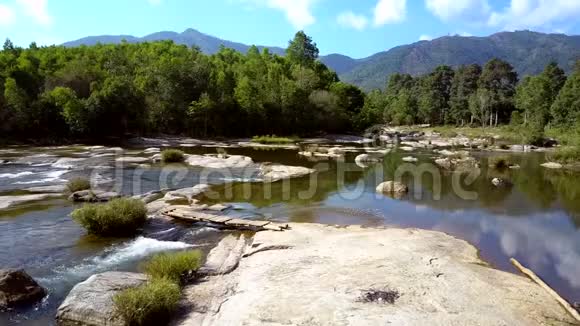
1,0,579,58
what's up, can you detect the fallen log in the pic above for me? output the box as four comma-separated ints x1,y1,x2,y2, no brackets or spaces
510,258,580,322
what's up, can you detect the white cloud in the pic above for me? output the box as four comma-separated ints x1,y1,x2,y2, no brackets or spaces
16,0,52,26
242,0,316,29
0,4,16,26
374,0,407,26
488,0,580,30
337,11,368,30
419,34,432,41
425,0,490,21
460,31,473,37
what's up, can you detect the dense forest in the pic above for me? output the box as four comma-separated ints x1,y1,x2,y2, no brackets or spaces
0,31,579,142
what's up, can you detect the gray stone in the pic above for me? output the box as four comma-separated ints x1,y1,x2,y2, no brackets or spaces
115,157,151,164
0,269,46,310
492,178,511,187
69,190,121,202
25,185,67,193
541,162,563,169
376,181,408,196
163,184,211,204
132,190,165,204
259,165,314,182
185,154,253,169
175,224,577,326
0,194,62,209
56,272,147,326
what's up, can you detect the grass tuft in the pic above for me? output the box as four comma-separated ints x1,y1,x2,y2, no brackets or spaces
252,135,299,145
161,149,185,163
66,177,91,193
71,198,147,236
551,147,580,164
143,250,202,285
114,278,181,326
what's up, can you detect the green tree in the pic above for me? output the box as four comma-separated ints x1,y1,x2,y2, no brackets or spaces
479,58,518,126
449,64,481,125
286,31,319,67
551,61,580,126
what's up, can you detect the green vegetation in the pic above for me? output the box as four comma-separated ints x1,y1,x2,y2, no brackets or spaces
551,147,580,164
66,177,91,193
161,149,185,163
1,33,579,147
113,278,180,326
252,135,298,144
143,250,202,284
71,198,147,236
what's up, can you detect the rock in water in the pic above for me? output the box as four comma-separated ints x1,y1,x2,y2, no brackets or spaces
69,190,121,202
491,178,511,187
0,269,46,310
376,181,408,196
56,272,147,326
541,162,563,169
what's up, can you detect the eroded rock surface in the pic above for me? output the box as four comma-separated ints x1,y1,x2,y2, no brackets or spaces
0,194,62,209
56,272,147,326
176,224,576,326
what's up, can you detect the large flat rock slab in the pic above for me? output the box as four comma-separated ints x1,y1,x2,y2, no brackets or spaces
177,223,576,326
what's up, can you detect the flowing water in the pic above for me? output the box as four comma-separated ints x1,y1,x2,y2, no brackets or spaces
0,144,579,325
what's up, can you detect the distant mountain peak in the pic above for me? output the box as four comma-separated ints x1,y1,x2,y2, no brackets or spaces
63,29,580,91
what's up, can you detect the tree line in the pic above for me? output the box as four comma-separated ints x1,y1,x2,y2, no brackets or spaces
1,31,579,142
360,57,580,142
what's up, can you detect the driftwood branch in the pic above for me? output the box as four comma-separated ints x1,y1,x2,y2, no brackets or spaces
510,258,580,322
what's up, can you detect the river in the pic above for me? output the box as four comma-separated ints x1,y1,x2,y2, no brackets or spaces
0,143,579,325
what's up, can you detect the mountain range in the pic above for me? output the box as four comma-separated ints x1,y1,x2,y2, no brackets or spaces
64,29,580,91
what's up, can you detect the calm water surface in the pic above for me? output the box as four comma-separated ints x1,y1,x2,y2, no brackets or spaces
0,144,579,324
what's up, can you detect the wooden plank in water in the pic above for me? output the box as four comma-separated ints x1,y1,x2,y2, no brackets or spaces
225,219,271,228
263,222,290,231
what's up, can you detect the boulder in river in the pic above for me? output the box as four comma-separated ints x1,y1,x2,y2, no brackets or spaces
69,190,121,203
402,156,418,163
259,164,314,182
376,181,408,197
185,154,253,169
24,185,67,193
163,184,211,204
491,178,511,187
0,269,46,310
541,162,563,169
56,272,147,326
115,157,151,164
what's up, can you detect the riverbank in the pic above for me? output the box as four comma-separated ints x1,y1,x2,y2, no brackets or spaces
172,223,577,325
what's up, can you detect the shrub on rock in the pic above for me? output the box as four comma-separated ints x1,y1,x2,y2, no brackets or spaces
161,149,185,163
113,278,180,326
71,198,147,236
143,250,202,285
66,177,91,193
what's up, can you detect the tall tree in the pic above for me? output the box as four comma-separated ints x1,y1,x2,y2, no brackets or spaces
551,61,580,126
286,31,319,67
479,58,518,126
449,64,481,125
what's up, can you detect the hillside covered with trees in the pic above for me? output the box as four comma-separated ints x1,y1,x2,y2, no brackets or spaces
1,31,580,143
